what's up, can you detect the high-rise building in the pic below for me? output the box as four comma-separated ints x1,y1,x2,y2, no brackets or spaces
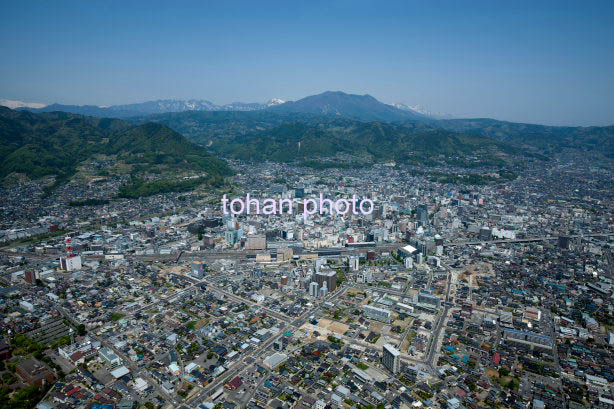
404,257,413,269
382,344,400,374
309,282,319,297
399,220,408,233
416,241,428,256
416,204,428,226
191,261,205,279
417,291,441,310
434,235,444,247
225,229,243,246
349,256,359,271
479,227,492,241
24,270,36,284
558,235,571,249
315,271,337,292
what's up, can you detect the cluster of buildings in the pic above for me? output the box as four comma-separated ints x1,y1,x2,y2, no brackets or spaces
0,153,613,408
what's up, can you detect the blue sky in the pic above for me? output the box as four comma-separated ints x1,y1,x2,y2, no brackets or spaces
1,0,613,125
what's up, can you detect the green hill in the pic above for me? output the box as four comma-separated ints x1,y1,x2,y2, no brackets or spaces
130,110,320,144
0,106,231,184
212,119,529,168
432,118,614,158
129,110,540,168
131,108,614,165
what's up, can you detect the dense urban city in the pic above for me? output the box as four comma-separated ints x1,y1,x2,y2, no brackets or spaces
2,2,613,409
1,151,613,409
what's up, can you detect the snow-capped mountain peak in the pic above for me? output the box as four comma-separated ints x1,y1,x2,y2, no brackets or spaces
266,98,286,106
392,103,453,119
0,98,47,109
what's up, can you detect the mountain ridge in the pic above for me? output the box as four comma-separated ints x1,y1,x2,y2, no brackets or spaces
209,117,532,169
15,98,287,118
430,118,614,157
269,91,428,122
8,92,613,127
0,106,232,185
13,91,432,121
6,92,614,165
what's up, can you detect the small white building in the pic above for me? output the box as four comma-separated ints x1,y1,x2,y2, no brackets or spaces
110,365,130,379
134,377,148,392
19,300,35,312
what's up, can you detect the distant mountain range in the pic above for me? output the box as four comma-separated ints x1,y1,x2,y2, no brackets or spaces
13,98,287,119
6,91,436,121
136,106,614,163
1,91,613,189
0,98,46,109
392,103,454,119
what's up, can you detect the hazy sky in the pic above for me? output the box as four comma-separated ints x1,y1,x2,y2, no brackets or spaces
1,0,613,126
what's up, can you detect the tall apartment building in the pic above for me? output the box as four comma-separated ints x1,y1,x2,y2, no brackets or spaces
315,270,337,292
416,204,428,226
382,343,400,374
309,282,319,297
